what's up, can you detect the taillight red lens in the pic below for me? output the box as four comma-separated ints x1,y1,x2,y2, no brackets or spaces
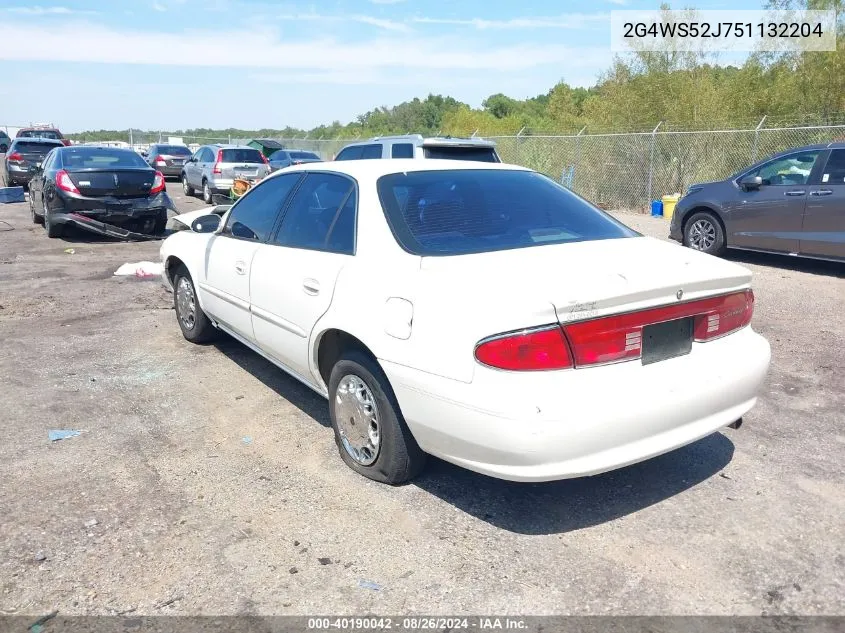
475,327,573,371
154,155,167,165
7,151,24,163
62,140,71,146
693,289,754,341
150,171,166,194
260,153,269,165
55,169,80,194
212,149,223,174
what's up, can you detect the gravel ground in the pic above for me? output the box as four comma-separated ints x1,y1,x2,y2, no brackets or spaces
0,182,843,616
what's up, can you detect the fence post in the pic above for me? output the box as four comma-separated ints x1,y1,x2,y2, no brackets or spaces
515,126,525,165
647,121,663,207
574,126,587,191
471,129,478,138
751,115,767,164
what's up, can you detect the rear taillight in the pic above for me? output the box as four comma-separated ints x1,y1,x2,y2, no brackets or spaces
212,149,223,174
150,171,166,194
475,327,573,371
55,169,80,194
7,152,24,163
260,154,269,166
62,139,71,146
154,155,167,166
475,290,754,371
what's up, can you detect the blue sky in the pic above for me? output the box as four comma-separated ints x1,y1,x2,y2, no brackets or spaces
0,0,764,132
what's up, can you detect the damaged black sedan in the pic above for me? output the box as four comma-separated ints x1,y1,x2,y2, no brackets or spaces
28,146,176,239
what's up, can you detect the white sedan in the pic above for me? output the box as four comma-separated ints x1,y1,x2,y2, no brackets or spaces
160,160,771,484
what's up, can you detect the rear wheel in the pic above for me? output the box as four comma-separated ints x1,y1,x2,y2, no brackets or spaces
328,351,426,484
202,180,212,204
173,266,217,343
182,174,194,196
44,199,63,238
683,211,725,256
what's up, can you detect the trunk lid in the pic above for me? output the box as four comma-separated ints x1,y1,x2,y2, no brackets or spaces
68,169,156,198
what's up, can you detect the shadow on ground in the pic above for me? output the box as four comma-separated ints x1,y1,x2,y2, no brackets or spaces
214,335,735,535
724,249,844,278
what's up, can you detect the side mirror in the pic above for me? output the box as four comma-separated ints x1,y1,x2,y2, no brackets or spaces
739,175,762,190
191,214,221,233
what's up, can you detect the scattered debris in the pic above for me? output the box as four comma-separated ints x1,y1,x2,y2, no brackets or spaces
28,610,58,631
34,552,47,562
242,436,253,445
235,395,244,400
114,261,164,278
719,472,732,480
398,570,413,579
84,519,99,528
358,579,383,591
153,595,183,610
48,429,81,442
293,540,300,547
344,562,353,569
63,248,75,255
289,567,299,574
318,557,332,565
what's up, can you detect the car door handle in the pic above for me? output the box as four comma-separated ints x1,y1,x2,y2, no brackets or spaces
235,260,246,275
784,190,806,196
809,189,833,196
302,279,320,295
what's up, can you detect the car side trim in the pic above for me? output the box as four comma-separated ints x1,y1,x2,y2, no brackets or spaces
250,305,308,338
197,282,250,311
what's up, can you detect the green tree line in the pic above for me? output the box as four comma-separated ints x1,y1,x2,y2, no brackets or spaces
69,0,845,143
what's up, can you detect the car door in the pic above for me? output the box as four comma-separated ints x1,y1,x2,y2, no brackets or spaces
29,149,52,206
802,148,845,259
185,148,201,186
250,172,357,384
726,150,823,253
198,173,302,342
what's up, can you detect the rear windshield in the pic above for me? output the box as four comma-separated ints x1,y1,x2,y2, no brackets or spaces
290,151,320,160
60,148,149,169
422,145,499,162
155,145,191,156
377,169,637,256
13,141,63,153
18,130,62,140
221,148,264,163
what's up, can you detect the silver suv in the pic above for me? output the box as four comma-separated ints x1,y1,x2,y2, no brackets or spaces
333,134,501,162
181,144,270,203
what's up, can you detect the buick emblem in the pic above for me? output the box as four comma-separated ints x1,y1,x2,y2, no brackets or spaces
676,289,684,300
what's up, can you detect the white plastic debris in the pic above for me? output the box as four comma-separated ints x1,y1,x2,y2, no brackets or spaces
114,261,164,279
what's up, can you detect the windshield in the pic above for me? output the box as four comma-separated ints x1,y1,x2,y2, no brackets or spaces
60,147,150,169
221,148,264,163
19,130,62,140
422,146,499,162
377,169,637,256
155,145,192,156
290,151,320,160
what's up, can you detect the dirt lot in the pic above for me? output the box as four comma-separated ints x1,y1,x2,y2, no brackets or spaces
0,182,843,616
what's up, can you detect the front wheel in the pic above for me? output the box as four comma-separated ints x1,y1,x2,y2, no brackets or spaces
182,174,194,196
328,351,426,485
173,266,218,343
683,211,725,256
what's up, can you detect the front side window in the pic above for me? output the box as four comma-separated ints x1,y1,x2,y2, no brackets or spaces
335,146,363,161
223,173,302,241
747,151,820,186
377,169,637,256
269,150,289,161
273,173,356,254
360,144,382,159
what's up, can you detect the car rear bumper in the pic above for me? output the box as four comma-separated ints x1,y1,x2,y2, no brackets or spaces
5,164,34,185
155,165,184,177
51,192,175,225
381,326,770,482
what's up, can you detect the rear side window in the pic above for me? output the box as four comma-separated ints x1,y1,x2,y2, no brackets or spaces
61,148,149,168
11,141,63,154
391,144,414,158
273,173,356,254
221,148,264,164
377,169,637,256
269,150,289,161
360,144,382,159
422,146,499,162
335,146,363,161
821,149,845,184
223,173,302,241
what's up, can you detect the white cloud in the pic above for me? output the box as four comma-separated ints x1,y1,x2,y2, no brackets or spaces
273,13,410,32
369,0,407,4
0,21,610,73
152,2,167,11
608,0,628,5
2,5,98,15
412,13,609,30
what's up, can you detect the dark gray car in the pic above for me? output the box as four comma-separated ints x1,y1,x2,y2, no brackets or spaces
670,143,845,262
267,149,321,171
144,144,193,179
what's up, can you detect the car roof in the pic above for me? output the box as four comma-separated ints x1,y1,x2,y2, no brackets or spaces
340,134,497,149
12,137,63,144
208,144,255,149
265,158,529,181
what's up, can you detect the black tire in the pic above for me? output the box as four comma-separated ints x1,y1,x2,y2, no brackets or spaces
44,202,63,238
172,266,218,343
153,208,168,235
30,191,43,224
0,144,7,154
683,211,725,256
328,350,426,485
182,174,194,196
202,179,213,204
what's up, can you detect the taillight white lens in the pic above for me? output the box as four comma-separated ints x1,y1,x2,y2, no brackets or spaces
55,169,80,194
154,155,167,166
150,171,166,194
475,327,573,371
